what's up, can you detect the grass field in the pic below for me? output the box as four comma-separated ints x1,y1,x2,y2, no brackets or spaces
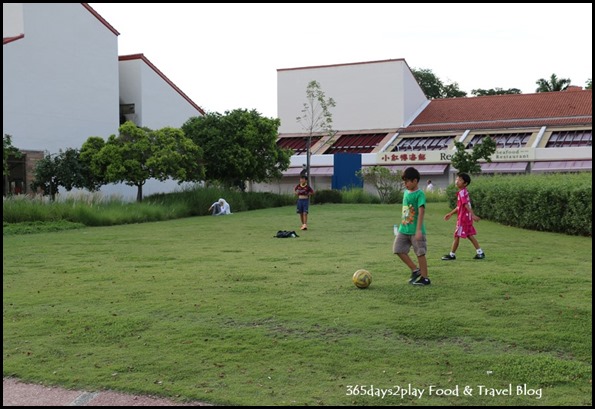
3,202,592,406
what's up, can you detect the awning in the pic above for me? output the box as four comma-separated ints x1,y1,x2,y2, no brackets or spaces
282,166,334,177
480,162,528,173
283,167,304,177
309,166,334,176
380,164,448,175
532,160,592,172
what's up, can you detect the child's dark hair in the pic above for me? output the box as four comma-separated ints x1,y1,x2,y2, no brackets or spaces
458,172,471,185
402,167,420,182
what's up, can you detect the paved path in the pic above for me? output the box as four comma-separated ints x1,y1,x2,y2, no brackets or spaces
3,378,212,406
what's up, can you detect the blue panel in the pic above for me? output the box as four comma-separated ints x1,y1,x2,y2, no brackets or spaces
332,153,363,190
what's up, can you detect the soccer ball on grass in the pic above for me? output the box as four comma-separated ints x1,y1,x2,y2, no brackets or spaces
352,269,372,289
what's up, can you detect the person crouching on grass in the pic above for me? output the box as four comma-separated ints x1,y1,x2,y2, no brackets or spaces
294,175,314,230
394,167,430,286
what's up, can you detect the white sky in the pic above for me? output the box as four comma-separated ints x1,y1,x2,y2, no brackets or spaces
89,3,592,119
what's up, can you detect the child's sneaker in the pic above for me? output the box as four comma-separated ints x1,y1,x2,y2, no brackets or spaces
473,253,485,259
441,254,456,261
408,269,421,284
412,276,431,286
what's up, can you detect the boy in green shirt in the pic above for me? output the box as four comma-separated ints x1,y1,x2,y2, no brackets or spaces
393,167,430,286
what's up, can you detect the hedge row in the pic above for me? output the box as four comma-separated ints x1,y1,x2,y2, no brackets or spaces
446,172,592,236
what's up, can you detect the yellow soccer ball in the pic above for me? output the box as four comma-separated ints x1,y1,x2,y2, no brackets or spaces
352,269,372,289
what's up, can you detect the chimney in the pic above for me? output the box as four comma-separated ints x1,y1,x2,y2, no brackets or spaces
565,85,583,91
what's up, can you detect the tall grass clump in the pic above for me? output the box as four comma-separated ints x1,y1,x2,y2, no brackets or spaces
339,187,380,204
3,186,296,232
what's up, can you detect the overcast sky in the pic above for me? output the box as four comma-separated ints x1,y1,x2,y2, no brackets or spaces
89,3,592,119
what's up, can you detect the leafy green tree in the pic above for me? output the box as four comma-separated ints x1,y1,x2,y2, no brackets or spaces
30,152,59,200
96,121,204,202
79,136,108,192
450,137,497,175
411,68,467,99
182,109,290,190
3,134,22,196
471,87,522,96
586,78,592,89
442,82,467,98
3,134,21,177
356,166,402,204
296,80,336,183
31,148,96,200
535,73,571,92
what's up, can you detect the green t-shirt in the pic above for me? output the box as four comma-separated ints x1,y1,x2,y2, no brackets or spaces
398,189,426,235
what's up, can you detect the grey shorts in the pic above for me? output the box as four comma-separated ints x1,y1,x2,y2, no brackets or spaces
393,233,427,257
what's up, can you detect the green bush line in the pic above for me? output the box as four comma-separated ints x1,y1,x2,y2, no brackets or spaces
446,173,592,237
4,173,592,236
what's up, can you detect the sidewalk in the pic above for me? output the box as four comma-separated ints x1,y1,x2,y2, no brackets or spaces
3,378,212,406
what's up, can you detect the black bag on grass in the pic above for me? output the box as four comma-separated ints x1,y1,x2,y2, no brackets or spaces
274,230,299,238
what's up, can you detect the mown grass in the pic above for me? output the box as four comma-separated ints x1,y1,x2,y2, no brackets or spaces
3,203,592,406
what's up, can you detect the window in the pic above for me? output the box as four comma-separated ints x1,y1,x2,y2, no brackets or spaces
467,133,532,149
545,130,592,148
393,136,455,151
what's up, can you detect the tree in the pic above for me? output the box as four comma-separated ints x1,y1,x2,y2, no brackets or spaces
79,136,108,192
586,78,592,89
411,68,467,99
296,80,336,184
95,121,204,202
30,148,96,200
182,109,291,190
535,73,571,92
471,87,522,96
3,134,22,196
30,151,60,200
450,137,497,175
356,166,402,204
3,134,21,177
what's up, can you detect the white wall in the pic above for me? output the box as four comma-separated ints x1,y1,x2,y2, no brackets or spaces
277,59,428,134
3,3,119,153
3,3,24,37
119,57,204,130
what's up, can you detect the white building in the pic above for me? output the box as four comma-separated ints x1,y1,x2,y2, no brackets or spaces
3,3,205,199
263,59,592,194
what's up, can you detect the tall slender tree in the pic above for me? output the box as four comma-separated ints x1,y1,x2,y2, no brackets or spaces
296,80,336,184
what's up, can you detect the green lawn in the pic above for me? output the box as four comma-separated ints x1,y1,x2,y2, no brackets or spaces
3,203,592,406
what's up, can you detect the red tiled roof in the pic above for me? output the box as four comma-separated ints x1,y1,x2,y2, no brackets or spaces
404,90,592,132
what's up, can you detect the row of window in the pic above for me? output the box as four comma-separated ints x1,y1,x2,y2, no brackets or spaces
277,130,593,154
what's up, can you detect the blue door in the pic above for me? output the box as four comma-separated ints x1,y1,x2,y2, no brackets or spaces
332,153,362,190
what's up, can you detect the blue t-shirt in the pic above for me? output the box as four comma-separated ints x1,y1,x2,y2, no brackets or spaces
398,189,426,235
